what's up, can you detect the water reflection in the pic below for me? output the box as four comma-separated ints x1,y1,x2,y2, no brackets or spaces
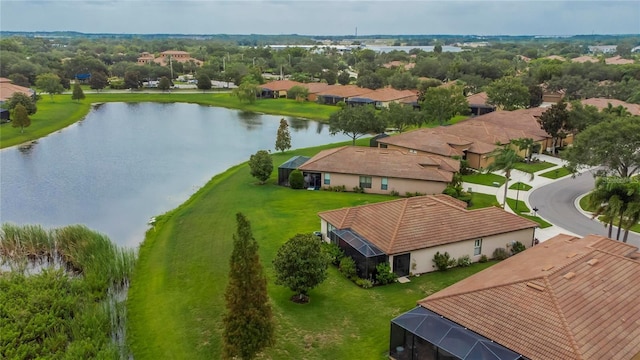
288,117,309,131
1,103,350,247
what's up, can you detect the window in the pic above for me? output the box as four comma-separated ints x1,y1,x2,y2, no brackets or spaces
381,177,388,190
409,149,417,154
324,173,331,185
474,238,482,256
359,176,372,189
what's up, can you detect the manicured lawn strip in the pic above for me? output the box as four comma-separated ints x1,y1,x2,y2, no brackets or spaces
127,140,497,359
0,94,339,149
462,172,506,186
508,182,532,191
512,161,556,173
468,193,499,209
520,214,553,228
506,198,530,213
540,166,572,179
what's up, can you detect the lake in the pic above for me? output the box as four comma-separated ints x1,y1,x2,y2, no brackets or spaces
0,102,349,247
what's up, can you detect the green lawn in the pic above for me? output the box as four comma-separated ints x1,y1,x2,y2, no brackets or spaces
512,161,556,173
520,214,553,229
0,93,339,149
540,166,572,179
462,173,506,186
468,192,499,209
506,198,530,213
508,182,532,191
127,139,497,359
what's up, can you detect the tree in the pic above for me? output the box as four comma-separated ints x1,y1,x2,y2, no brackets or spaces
234,78,260,103
124,71,140,89
512,138,536,163
71,82,85,102
11,104,31,133
528,84,543,108
158,76,171,91
538,99,570,154
328,105,386,145
89,72,108,92
275,118,291,152
377,102,420,133
356,72,385,90
485,146,524,208
434,44,443,54
222,213,275,360
420,85,469,125
286,85,309,101
323,69,337,85
272,233,330,303
248,150,273,184
588,177,640,242
337,71,351,85
388,71,418,90
486,76,529,111
196,74,212,92
567,101,606,133
563,116,640,178
5,92,36,115
35,73,64,99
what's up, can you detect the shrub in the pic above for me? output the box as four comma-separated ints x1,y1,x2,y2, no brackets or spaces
375,262,397,285
390,190,400,197
339,257,357,280
432,251,456,271
355,278,373,289
337,100,347,108
352,186,365,193
322,243,344,266
457,255,471,267
288,169,304,189
511,241,526,255
479,254,488,263
492,247,509,260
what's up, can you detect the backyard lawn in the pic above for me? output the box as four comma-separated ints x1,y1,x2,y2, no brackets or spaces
127,139,498,360
512,161,556,173
468,192,499,209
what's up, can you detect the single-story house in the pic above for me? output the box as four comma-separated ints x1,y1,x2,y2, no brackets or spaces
277,155,310,186
466,92,496,116
390,233,640,360
346,87,417,108
580,98,640,116
297,146,460,195
153,50,203,67
605,56,635,65
318,194,538,278
316,85,372,105
260,80,303,99
297,82,332,102
0,77,35,102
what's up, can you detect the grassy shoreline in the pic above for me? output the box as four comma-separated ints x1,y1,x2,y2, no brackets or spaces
0,93,338,149
126,138,496,359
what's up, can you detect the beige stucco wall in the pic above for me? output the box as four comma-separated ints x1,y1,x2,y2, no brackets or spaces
321,172,447,195
390,228,535,274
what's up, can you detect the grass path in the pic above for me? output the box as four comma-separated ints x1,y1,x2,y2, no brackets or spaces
127,140,496,359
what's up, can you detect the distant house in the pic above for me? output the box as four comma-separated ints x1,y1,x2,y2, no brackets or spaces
0,77,35,103
466,92,495,116
588,45,617,54
316,85,372,105
318,194,537,278
137,51,203,67
605,55,635,65
297,82,332,102
298,146,459,194
137,52,155,65
390,233,640,360
259,80,303,99
346,87,416,108
571,55,599,63
580,98,640,116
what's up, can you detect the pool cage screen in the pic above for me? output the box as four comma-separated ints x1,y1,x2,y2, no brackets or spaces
330,228,387,279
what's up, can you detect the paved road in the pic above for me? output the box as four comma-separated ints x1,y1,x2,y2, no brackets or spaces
529,170,640,248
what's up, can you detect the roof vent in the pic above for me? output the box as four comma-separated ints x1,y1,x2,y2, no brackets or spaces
563,272,576,280
526,282,545,292
587,258,599,266
411,205,422,209
355,149,364,153
566,253,577,258
426,202,437,206
542,265,555,271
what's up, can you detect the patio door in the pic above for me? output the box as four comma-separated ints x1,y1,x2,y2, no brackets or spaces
393,253,411,277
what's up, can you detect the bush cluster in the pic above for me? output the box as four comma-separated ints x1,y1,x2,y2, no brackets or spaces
288,170,304,189
492,247,509,260
374,262,397,285
432,251,457,271
323,185,346,192
510,241,526,255
457,255,471,267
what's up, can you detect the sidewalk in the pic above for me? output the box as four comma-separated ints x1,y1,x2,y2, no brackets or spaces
465,154,577,242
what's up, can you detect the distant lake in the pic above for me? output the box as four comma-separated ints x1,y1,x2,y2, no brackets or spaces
0,103,350,247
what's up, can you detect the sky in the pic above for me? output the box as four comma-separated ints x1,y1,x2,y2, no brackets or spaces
1,0,639,36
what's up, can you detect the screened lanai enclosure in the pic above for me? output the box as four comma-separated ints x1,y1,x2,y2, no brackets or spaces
329,228,387,279
390,306,525,360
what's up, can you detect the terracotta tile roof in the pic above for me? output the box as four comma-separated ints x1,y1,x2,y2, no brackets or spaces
261,79,303,91
377,128,469,157
459,108,550,141
581,98,640,116
352,87,417,102
466,92,489,105
544,55,567,61
297,82,332,93
298,146,459,183
319,194,537,254
571,55,599,63
160,50,190,55
605,56,635,65
0,79,34,102
419,234,640,360
317,84,372,98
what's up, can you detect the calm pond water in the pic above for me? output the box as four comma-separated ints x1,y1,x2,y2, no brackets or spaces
0,102,349,247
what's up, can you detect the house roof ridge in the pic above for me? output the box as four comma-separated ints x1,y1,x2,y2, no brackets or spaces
543,276,583,359
387,198,410,253
429,194,468,210
424,274,550,301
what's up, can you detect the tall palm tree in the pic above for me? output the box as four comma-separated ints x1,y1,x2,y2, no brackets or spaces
589,177,639,241
486,146,524,208
512,138,535,163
